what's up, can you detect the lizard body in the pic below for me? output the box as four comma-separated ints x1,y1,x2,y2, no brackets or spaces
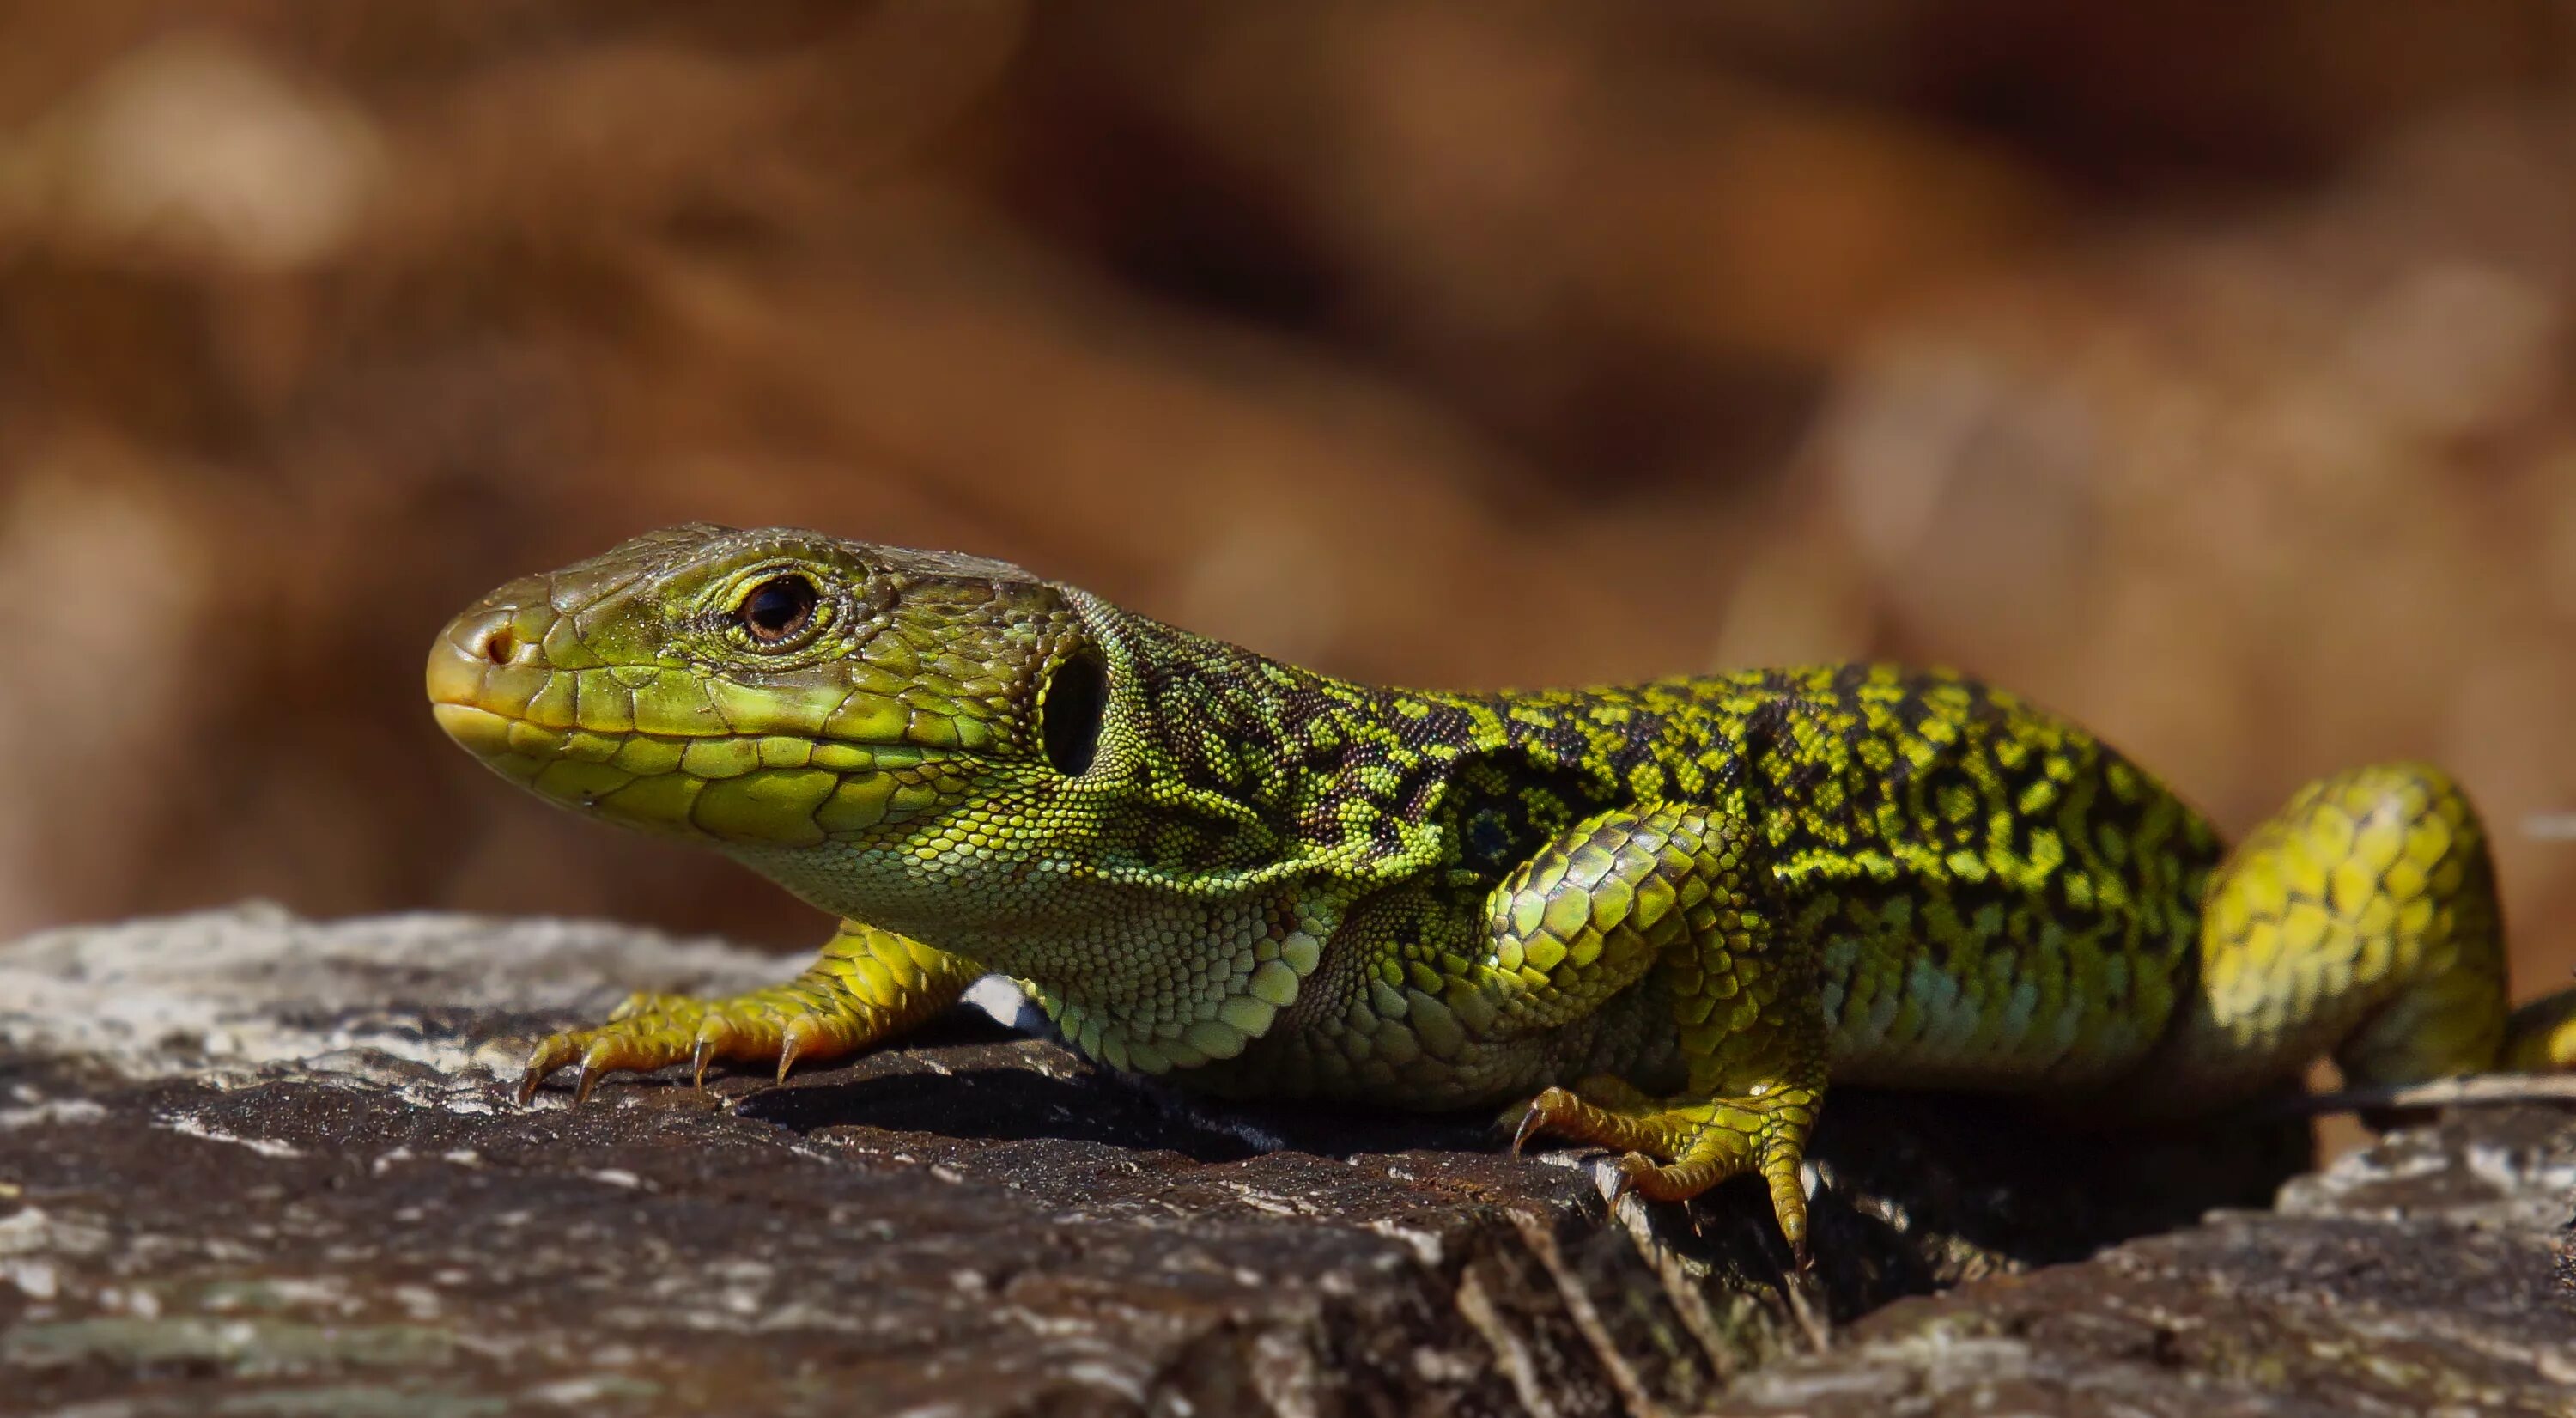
428,524,2576,1259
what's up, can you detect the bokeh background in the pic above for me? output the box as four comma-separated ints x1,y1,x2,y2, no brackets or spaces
2,2,2573,1022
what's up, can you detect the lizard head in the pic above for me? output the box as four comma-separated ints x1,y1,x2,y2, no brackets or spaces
428,523,1140,926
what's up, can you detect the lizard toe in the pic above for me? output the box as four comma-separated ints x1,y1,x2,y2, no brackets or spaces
1509,1086,1581,1155
516,1006,719,1105
516,1032,584,1105
605,990,676,1023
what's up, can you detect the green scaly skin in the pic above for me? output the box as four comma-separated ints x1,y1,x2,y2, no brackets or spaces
428,524,2576,1262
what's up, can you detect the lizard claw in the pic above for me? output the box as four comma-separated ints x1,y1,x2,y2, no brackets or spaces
1510,1086,1577,1158
690,1038,715,1092
515,1033,581,1107
1510,1105,1547,1158
573,1062,605,1105
1605,1155,1643,1210
775,1032,805,1085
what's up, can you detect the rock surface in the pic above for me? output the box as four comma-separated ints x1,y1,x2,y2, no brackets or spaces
0,906,2559,1416
1723,1107,2576,1416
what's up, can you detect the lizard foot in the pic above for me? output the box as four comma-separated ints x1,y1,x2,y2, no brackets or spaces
515,981,874,1105
517,921,983,1105
1511,1080,1819,1267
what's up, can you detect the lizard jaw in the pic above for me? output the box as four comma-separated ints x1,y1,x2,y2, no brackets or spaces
428,593,971,847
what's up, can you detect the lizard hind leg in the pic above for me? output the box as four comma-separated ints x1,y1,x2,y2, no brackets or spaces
516,921,980,1104
2148,762,2518,1109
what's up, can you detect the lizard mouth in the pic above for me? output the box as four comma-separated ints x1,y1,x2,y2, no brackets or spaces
427,595,972,845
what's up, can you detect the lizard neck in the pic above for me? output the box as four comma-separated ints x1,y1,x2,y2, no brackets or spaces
1103,609,1501,876
723,606,1479,985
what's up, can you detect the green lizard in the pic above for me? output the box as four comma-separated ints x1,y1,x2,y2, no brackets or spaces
428,523,2576,1263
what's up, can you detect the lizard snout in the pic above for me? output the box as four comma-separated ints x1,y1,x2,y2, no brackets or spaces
454,606,530,671
426,579,555,711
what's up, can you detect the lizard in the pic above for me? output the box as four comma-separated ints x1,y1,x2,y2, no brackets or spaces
427,522,2576,1263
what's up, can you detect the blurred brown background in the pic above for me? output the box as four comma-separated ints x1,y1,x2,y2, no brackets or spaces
1,1,2572,1013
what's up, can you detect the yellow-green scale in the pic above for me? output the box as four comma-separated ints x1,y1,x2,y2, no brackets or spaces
1144,653,2222,1107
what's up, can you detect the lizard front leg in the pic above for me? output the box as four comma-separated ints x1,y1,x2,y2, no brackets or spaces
518,920,982,1103
1492,806,1829,1263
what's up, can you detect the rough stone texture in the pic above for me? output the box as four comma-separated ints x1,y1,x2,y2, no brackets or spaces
1724,1110,2576,1416
0,904,2544,1417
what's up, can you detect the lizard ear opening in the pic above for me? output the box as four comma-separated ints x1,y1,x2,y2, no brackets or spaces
1040,645,1107,776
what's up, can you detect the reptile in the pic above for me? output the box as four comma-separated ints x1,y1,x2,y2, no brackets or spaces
428,522,2576,1263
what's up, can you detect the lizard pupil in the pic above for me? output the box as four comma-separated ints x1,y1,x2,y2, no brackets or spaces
739,576,817,644
1041,648,1106,776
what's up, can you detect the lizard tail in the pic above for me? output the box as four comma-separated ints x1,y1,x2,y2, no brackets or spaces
2502,987,2576,1071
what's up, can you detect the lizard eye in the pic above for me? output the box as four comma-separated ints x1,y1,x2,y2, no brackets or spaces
737,575,819,646
1040,646,1106,776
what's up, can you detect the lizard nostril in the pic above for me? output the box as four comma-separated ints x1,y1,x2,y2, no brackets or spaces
481,625,518,666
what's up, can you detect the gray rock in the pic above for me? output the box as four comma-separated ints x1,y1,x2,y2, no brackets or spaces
1722,1111,2576,1416
0,904,2502,1417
